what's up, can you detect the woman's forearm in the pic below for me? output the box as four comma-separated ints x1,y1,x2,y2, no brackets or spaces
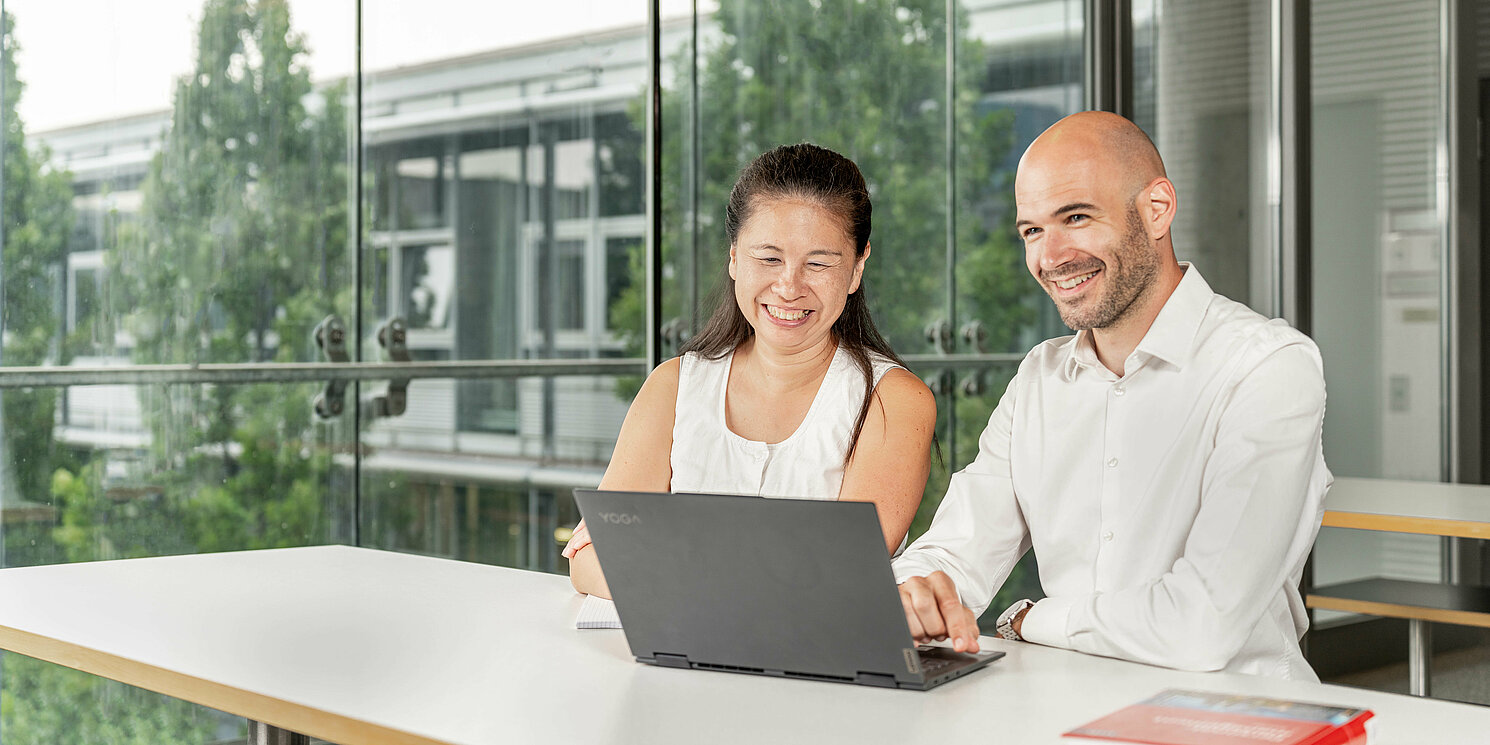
568,546,612,598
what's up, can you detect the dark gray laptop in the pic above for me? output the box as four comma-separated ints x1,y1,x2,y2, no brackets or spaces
573,489,1004,690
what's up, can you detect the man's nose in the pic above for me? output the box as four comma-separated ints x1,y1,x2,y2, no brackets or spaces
1037,231,1079,272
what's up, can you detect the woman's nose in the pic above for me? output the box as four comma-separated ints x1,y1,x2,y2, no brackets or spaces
773,265,805,299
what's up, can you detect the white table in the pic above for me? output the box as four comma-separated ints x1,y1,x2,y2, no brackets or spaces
1322,477,1490,538
1312,477,1490,696
1,545,1487,744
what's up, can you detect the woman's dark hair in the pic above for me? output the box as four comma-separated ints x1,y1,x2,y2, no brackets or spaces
681,143,925,465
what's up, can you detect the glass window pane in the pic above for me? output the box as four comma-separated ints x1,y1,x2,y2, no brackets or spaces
396,154,449,230
3,1,358,735
3,380,354,740
402,244,455,330
361,0,648,577
359,374,621,570
958,0,1086,354
1131,0,1274,311
1310,0,1446,597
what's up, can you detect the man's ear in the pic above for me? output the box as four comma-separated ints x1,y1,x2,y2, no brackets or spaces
1138,177,1178,241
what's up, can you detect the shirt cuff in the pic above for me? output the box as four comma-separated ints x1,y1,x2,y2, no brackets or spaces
890,555,940,586
1018,596,1076,649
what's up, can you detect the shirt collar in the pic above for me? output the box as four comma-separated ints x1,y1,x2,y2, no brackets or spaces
1060,263,1213,381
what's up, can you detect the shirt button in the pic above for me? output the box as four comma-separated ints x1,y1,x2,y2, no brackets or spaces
1103,531,1114,542
1107,457,1118,468
1113,385,1126,396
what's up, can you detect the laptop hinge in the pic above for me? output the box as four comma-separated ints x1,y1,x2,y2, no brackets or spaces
855,671,898,688
654,653,691,669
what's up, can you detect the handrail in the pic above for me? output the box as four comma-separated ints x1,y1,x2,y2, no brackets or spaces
0,359,645,388
0,353,1026,389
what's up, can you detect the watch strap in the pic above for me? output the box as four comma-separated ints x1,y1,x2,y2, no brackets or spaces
995,598,1035,641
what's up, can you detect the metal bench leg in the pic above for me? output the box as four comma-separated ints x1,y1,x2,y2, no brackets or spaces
248,721,310,745
1407,619,1432,697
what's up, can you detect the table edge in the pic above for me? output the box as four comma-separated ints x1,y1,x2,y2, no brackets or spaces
1320,511,1490,539
0,622,451,745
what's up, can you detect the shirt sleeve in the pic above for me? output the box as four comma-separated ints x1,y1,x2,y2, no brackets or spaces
1018,342,1329,671
891,373,1032,617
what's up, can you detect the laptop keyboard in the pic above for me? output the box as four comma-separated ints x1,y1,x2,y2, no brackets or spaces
917,652,956,675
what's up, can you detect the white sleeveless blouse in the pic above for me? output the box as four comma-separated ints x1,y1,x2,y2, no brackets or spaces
670,346,902,499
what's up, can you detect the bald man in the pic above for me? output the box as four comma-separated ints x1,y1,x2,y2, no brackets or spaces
893,111,1331,680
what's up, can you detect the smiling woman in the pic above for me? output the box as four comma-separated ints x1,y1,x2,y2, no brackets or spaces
564,144,937,599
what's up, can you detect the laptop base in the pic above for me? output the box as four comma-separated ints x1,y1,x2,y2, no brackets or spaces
639,647,1005,691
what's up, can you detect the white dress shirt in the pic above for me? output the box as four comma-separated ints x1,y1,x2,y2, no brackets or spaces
893,265,1331,681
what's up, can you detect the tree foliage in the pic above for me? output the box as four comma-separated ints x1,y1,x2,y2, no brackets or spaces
103,0,349,553
0,11,74,507
6,3,348,741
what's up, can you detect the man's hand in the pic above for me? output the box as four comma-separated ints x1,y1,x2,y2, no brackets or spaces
898,571,981,653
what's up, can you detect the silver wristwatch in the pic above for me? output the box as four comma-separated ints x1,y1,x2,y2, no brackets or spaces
995,598,1035,641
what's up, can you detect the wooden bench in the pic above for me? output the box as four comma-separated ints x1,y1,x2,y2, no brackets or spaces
1308,478,1490,697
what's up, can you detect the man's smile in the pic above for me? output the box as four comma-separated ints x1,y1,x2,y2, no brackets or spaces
1053,270,1099,291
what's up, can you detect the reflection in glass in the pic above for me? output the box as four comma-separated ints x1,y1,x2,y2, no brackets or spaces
396,154,449,230
401,244,455,330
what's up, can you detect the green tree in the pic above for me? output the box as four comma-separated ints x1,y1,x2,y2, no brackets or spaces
0,11,74,510
109,0,349,553
620,0,1030,352
0,10,225,744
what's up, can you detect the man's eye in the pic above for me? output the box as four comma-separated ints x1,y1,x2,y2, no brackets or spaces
759,257,781,264
808,262,829,269
1021,227,1041,239
1067,214,1088,224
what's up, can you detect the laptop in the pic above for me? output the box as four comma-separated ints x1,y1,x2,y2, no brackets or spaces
572,489,1004,690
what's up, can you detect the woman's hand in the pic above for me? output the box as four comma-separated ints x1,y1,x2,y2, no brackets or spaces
561,520,591,559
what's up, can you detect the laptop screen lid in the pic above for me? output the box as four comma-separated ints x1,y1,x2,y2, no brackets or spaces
573,489,926,686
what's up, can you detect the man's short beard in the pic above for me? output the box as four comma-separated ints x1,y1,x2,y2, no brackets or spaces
1051,207,1159,331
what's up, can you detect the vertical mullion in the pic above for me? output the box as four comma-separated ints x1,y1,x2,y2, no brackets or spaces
1443,0,1481,487
1443,0,1484,584
689,0,701,336
646,0,663,371
352,0,364,548
945,0,958,471
1086,0,1132,117
1277,0,1310,331
1276,0,1313,639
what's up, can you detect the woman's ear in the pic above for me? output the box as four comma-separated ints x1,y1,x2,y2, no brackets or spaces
849,243,870,294
728,244,738,281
